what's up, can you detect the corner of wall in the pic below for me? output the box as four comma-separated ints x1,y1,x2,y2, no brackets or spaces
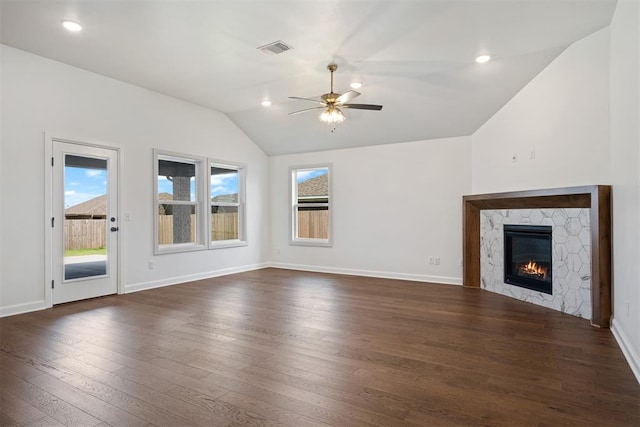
609,0,640,386
611,318,640,384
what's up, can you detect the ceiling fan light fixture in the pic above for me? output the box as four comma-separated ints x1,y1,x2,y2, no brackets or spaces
320,106,345,124
61,19,82,32
476,54,491,64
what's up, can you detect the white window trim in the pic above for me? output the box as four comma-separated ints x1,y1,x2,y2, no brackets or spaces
209,160,247,249
289,164,333,247
154,149,207,255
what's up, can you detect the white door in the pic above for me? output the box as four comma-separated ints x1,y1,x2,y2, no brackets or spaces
52,141,119,304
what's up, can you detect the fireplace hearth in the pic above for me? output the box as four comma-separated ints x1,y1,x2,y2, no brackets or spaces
504,224,552,294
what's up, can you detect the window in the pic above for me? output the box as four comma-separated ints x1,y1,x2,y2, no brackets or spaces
210,161,246,248
155,151,205,254
154,150,246,254
290,165,332,246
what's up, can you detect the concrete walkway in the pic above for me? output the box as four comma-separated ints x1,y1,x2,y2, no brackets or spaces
64,255,107,280
64,255,107,264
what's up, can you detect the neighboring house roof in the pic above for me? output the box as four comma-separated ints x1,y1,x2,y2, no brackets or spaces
212,193,238,203
66,193,176,218
158,192,173,203
298,174,328,198
65,195,106,218
66,191,238,218
158,192,173,215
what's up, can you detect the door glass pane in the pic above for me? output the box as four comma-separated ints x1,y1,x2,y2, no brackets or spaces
64,155,108,280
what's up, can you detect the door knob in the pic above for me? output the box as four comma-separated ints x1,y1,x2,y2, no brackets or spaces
110,227,119,232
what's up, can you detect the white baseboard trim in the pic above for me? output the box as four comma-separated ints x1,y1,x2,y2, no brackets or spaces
124,262,270,294
611,318,640,385
268,262,462,285
0,300,49,318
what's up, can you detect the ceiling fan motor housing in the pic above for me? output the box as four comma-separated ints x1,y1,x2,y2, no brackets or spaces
321,93,339,104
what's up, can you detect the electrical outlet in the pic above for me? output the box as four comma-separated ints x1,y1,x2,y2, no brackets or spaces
627,300,630,316
529,149,536,159
434,256,440,265
124,212,131,221
148,260,155,269
428,256,434,265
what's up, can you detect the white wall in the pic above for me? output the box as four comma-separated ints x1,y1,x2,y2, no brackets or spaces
270,137,471,283
609,0,640,382
0,47,4,312
0,45,270,316
472,28,611,193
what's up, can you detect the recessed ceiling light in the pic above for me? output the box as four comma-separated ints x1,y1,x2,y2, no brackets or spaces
476,54,491,64
350,82,363,89
61,20,82,32
261,100,272,107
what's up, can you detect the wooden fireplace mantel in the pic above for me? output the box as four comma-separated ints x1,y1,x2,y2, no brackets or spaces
462,185,612,328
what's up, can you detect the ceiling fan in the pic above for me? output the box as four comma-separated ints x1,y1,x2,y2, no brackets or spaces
289,63,383,124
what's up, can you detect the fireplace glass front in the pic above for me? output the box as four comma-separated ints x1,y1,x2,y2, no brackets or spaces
504,224,552,294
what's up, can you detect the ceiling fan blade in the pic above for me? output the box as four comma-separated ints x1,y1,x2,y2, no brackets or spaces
336,90,360,104
288,106,326,116
288,96,327,105
342,104,383,111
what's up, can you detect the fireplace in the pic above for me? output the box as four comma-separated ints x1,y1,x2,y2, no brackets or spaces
504,224,552,294
464,186,611,327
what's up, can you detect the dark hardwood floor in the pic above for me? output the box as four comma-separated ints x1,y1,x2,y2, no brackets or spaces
1,268,638,426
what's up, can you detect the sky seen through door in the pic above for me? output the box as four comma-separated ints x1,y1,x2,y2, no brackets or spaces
64,166,106,208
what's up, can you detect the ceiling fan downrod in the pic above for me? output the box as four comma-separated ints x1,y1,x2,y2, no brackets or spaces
328,63,337,94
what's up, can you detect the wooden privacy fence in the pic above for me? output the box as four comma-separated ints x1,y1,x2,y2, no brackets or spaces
65,219,107,250
210,213,239,241
66,211,327,248
158,213,238,244
65,215,240,249
297,210,329,239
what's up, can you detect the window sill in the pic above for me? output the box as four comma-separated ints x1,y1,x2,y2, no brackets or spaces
209,240,248,250
155,243,207,255
290,239,332,247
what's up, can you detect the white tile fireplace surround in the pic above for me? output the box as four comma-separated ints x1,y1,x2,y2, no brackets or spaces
480,208,591,319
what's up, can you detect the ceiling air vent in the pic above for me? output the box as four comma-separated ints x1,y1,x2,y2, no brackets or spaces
257,40,293,55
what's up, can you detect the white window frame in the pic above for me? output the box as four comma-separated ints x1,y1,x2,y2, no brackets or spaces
290,164,332,247
209,160,247,249
154,150,206,254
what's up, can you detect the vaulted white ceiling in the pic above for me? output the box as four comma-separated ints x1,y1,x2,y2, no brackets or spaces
0,1,617,155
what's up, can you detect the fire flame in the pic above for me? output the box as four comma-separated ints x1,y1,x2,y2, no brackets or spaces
519,261,547,279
